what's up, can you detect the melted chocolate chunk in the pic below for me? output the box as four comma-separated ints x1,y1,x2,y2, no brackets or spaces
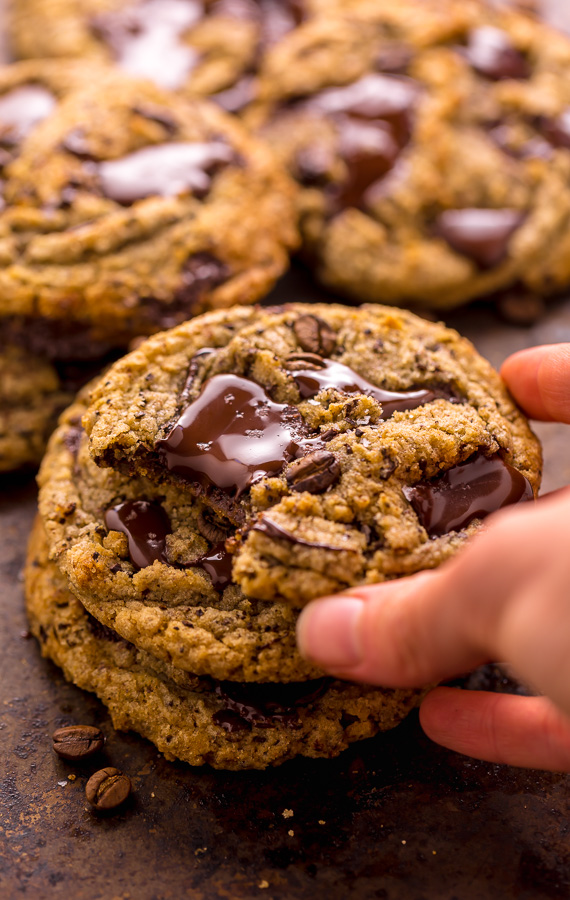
0,85,56,145
303,74,419,210
375,44,415,75
334,120,400,210
191,542,233,592
540,109,570,150
214,678,329,730
105,500,171,570
287,357,453,416
463,27,530,81
144,254,230,330
253,516,352,551
307,74,418,138
157,374,307,496
212,709,251,733
92,0,202,90
64,425,83,459
404,452,533,536
436,208,525,268
212,76,257,113
97,141,235,204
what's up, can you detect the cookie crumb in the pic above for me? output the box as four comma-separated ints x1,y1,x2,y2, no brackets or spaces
288,829,294,837
318,820,326,825
67,774,76,781
401,840,406,845
259,880,269,889
282,809,294,818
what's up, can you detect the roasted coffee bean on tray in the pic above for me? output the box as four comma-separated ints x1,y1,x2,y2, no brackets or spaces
85,767,131,811
52,725,105,761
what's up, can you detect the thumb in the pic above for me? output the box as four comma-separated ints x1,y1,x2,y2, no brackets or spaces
500,343,570,424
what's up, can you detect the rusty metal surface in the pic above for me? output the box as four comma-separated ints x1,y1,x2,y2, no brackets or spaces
1,279,570,900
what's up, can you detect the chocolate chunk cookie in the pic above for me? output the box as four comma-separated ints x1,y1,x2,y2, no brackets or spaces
27,517,424,768
0,347,72,472
76,303,541,609
8,0,354,112
249,0,570,308
38,383,326,682
0,71,297,354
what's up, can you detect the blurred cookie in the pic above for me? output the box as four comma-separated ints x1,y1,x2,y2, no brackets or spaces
26,516,424,769
0,347,72,471
79,303,541,607
0,70,298,354
250,0,570,308
9,0,355,112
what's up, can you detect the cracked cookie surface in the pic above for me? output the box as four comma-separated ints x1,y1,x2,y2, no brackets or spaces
26,517,424,768
78,303,541,609
249,0,570,308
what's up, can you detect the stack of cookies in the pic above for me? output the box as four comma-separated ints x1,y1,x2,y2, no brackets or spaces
26,303,542,768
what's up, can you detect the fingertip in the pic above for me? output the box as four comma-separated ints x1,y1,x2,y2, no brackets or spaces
501,344,570,423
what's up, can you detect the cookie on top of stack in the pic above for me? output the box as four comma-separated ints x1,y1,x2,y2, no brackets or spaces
27,303,542,769
250,0,570,308
0,66,298,471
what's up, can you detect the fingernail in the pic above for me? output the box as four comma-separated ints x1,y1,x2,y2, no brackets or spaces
296,597,364,669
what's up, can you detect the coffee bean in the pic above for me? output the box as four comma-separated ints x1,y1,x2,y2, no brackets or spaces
293,315,337,357
285,352,325,371
52,725,105,761
286,450,341,494
197,507,232,543
85,767,131,811
496,290,545,326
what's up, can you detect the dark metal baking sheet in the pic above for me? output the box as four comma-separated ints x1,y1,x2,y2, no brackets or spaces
1,274,570,900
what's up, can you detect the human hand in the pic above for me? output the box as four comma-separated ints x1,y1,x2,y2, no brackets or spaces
297,343,570,771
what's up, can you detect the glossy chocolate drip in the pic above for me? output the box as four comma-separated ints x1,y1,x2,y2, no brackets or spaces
105,500,171,570
304,74,418,210
436,208,525,268
92,0,202,90
97,141,235,204
0,85,56,143
463,27,530,80
157,374,307,496
287,357,454,416
191,542,233,592
213,678,329,730
404,452,533,536
144,253,230,330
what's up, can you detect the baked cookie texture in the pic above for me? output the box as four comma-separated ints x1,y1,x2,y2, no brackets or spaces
0,70,298,350
78,304,541,606
38,388,325,682
8,0,356,111
26,517,424,769
0,347,72,472
249,0,570,308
